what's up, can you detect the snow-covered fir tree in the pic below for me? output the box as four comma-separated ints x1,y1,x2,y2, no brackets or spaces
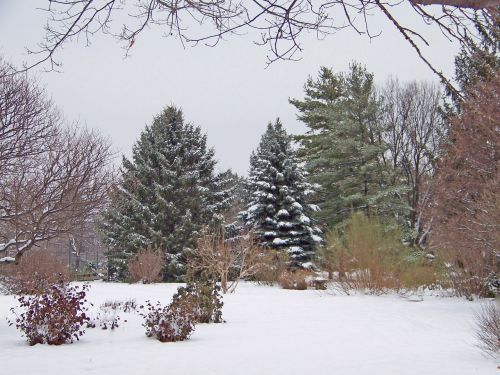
241,119,322,268
99,106,232,281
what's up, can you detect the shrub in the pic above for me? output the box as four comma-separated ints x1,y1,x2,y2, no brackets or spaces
9,282,90,345
324,213,404,294
140,299,196,342
324,213,443,295
189,228,265,293
278,270,311,290
475,302,500,356
254,250,289,285
398,254,443,292
128,248,164,283
440,245,497,300
317,229,353,281
0,251,69,294
172,280,224,323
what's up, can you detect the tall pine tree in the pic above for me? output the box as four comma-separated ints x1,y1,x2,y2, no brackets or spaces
290,63,408,227
99,106,231,281
241,119,322,268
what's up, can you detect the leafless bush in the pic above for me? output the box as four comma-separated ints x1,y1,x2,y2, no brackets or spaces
189,228,265,293
128,248,164,283
0,251,69,295
475,302,500,356
254,250,289,286
278,270,311,290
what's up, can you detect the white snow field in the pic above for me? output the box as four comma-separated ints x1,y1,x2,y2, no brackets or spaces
0,282,497,375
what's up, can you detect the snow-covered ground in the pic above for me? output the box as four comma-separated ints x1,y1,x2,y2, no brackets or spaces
0,282,497,374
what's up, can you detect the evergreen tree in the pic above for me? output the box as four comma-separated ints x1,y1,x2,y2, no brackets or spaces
290,63,408,227
99,106,230,281
241,119,322,268
217,169,247,240
454,9,499,101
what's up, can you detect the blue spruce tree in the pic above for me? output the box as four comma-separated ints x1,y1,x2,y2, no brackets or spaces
241,119,322,268
99,106,231,281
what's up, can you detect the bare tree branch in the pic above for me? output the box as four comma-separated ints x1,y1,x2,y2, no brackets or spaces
412,0,500,9
16,1,498,90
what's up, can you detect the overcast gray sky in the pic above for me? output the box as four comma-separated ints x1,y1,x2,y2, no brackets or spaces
0,1,459,175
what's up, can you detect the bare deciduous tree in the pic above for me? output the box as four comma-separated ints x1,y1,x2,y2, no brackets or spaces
0,60,115,262
0,127,115,262
428,72,499,298
380,78,448,245
20,1,499,97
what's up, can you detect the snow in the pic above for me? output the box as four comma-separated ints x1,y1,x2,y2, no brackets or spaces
308,203,321,212
276,209,290,218
0,239,17,252
272,238,289,245
312,234,323,243
299,214,311,224
277,221,294,229
247,204,259,213
0,256,15,263
287,246,304,254
0,282,496,375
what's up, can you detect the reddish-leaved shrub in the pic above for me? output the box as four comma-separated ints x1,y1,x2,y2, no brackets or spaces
9,282,90,345
140,298,196,342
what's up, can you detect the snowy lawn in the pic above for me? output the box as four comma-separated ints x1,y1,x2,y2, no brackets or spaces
0,281,497,375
